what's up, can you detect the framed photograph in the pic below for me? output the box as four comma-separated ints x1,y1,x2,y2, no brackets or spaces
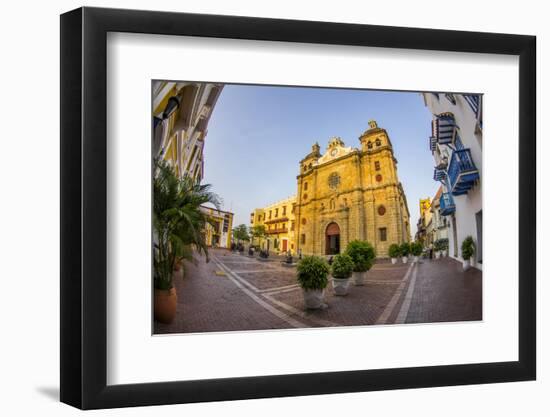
60,7,536,409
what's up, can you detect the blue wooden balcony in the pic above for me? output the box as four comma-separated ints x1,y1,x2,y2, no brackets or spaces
447,149,480,196
433,167,446,182
439,192,456,216
432,114,457,145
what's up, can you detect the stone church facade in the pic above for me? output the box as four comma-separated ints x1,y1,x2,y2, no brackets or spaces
251,120,411,258
294,121,411,258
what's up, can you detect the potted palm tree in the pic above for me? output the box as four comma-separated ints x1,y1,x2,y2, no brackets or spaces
331,253,355,295
410,241,422,263
388,243,400,264
296,255,330,309
400,242,410,263
345,240,375,285
461,236,476,271
153,159,220,324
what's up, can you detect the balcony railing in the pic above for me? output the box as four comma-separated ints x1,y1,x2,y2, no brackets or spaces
439,192,456,216
447,149,479,196
432,114,457,146
433,167,447,182
267,228,288,235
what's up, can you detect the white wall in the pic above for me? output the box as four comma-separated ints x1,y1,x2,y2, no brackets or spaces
0,1,546,416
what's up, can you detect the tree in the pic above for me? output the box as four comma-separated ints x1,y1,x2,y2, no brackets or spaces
153,158,221,290
250,224,268,249
232,224,250,244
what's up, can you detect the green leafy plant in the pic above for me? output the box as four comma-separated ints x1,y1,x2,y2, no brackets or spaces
331,253,355,279
399,242,410,257
345,240,375,272
232,224,250,244
153,158,221,290
461,236,475,260
250,224,267,249
439,238,449,251
296,256,330,290
410,241,423,256
388,243,401,258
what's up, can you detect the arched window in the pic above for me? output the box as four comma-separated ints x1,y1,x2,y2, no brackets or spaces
330,199,336,210
303,182,308,191
375,138,381,146
367,141,373,149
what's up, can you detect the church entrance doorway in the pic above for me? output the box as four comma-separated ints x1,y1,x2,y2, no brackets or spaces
325,222,341,255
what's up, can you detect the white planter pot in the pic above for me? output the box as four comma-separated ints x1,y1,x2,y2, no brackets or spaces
413,256,419,263
391,257,397,264
352,271,366,286
442,250,448,257
462,259,470,271
303,288,326,309
435,251,441,259
402,256,408,264
332,277,351,295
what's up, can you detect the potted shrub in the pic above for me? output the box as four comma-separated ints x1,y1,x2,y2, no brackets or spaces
331,253,355,295
153,159,220,324
410,241,422,263
461,236,476,270
433,239,442,258
296,255,330,309
400,242,410,263
440,238,449,257
345,240,375,285
388,243,400,264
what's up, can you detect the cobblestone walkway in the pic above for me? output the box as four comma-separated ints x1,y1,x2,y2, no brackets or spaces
154,249,482,334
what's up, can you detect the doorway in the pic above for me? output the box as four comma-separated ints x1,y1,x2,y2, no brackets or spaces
325,222,341,255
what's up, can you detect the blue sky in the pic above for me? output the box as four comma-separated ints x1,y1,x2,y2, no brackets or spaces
202,84,439,236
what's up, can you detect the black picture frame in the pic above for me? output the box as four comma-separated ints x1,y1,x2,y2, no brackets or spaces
60,6,536,410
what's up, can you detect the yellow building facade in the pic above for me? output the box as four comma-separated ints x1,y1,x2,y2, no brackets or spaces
152,81,223,182
252,120,411,258
201,206,234,249
250,196,297,254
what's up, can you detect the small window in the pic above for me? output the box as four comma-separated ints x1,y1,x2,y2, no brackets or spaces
269,210,272,219
300,234,306,244
367,141,373,149
378,205,386,216
374,161,381,171
291,221,295,231
292,203,296,214
375,139,381,147
375,174,383,182
304,182,308,191
379,227,387,242
257,215,261,222
282,206,287,215
303,193,308,200
301,218,307,225
275,208,279,217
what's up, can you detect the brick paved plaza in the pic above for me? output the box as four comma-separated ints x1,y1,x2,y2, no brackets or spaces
154,249,482,334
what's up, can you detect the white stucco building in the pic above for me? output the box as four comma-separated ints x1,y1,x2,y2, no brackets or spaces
422,92,482,268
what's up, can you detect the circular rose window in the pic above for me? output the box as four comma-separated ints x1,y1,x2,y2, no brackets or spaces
301,218,307,225
378,205,386,216
375,174,383,182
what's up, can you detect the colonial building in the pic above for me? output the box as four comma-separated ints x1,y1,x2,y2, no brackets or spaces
250,195,297,254
415,198,432,244
152,81,223,182
422,93,482,267
200,206,234,249
429,186,449,245
293,121,411,257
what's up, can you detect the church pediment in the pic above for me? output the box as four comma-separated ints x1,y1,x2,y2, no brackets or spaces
317,137,355,165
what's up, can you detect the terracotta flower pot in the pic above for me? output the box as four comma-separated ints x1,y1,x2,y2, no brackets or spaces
154,287,177,324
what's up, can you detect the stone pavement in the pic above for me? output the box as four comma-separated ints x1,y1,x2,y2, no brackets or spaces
154,249,482,334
